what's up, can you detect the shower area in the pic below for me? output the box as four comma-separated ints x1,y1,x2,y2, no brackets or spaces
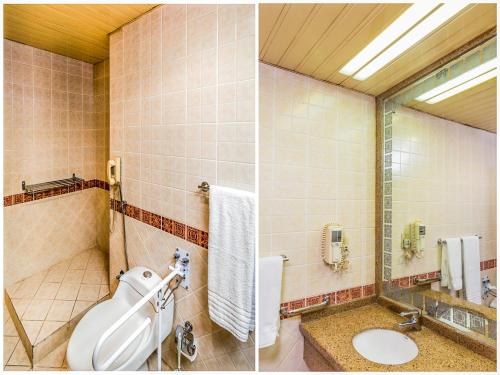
3,40,111,366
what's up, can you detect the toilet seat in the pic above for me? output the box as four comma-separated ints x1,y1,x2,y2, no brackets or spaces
67,298,154,370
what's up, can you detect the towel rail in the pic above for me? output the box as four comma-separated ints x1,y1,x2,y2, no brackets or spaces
198,181,210,193
280,296,329,317
281,255,289,262
437,235,482,245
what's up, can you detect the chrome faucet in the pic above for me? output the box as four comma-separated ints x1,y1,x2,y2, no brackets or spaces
398,309,421,331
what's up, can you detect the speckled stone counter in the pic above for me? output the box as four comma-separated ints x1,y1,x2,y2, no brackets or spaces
300,304,496,372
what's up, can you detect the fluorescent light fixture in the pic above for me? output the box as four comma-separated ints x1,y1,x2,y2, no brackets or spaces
354,2,469,80
415,58,497,101
426,68,497,104
339,3,439,76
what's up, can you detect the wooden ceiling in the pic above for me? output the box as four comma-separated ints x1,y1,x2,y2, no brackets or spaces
259,3,497,98
407,77,497,133
4,4,158,63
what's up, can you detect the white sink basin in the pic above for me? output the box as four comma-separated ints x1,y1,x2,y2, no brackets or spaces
352,329,418,365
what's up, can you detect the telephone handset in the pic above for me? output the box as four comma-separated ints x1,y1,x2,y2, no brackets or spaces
107,157,121,186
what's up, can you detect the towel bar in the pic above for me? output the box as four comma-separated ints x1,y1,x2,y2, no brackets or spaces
280,296,329,317
281,255,289,262
198,181,210,193
437,235,482,245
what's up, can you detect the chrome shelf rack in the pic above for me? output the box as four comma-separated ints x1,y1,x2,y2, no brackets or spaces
22,174,84,195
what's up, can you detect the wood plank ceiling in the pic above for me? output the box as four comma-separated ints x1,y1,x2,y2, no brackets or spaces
408,78,497,133
259,3,497,132
4,4,158,63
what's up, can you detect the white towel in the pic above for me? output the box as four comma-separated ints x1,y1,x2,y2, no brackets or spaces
258,256,283,348
440,238,462,292
207,185,255,342
462,236,482,304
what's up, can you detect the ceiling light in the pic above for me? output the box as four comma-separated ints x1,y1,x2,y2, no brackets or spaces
426,69,497,104
415,58,497,101
354,2,469,80
339,2,439,76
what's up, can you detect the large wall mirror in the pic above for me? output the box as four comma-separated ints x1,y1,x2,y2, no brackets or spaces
381,36,497,341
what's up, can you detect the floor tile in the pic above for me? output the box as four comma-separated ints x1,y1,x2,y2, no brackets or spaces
4,336,20,366
7,341,30,366
46,301,75,322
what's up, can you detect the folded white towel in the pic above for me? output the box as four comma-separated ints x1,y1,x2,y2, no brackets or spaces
208,185,255,342
440,238,462,291
462,236,482,304
258,256,283,348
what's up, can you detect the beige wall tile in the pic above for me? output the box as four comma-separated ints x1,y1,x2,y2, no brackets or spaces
259,63,376,302
390,107,496,278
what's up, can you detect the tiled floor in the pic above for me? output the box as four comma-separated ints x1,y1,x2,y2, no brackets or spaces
4,248,109,369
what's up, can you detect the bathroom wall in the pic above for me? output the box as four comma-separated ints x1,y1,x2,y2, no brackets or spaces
259,63,376,303
108,5,255,370
94,60,110,252
391,106,497,280
3,40,109,286
258,62,375,371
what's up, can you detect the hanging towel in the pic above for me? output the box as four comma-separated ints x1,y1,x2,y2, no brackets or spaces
207,185,255,342
462,236,482,304
440,238,462,292
258,256,283,348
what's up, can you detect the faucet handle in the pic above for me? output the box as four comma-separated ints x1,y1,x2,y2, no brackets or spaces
400,309,420,318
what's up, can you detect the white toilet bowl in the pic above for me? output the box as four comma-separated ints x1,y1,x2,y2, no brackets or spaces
66,267,175,371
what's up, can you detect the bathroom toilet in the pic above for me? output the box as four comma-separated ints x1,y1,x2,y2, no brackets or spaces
67,267,175,371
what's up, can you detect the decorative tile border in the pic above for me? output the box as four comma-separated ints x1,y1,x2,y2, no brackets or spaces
4,179,210,249
382,100,394,282
280,283,376,320
391,261,497,289
109,198,209,249
3,179,110,207
480,259,497,271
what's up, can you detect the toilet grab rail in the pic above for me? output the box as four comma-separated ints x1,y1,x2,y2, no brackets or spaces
92,263,185,371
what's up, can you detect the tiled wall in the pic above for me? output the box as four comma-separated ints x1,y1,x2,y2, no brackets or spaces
258,63,375,372
3,40,109,285
4,40,95,194
391,106,496,279
93,60,110,252
109,4,255,233
259,63,376,303
108,5,255,370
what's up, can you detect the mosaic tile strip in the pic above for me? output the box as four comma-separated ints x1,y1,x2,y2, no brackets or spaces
279,283,376,320
3,179,110,207
110,198,209,249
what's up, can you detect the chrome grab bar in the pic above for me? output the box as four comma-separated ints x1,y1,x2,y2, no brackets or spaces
280,296,329,317
415,277,441,285
92,264,184,371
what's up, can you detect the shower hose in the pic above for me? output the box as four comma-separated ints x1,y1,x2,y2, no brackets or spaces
110,182,129,272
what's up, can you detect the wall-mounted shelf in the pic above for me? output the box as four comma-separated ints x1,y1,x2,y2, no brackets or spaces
22,174,84,195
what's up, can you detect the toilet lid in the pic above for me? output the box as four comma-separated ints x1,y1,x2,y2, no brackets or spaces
67,298,154,370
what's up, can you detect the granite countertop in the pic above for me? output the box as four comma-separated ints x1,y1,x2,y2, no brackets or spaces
300,304,496,372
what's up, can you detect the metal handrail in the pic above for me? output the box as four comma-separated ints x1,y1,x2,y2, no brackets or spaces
92,264,184,371
280,295,329,317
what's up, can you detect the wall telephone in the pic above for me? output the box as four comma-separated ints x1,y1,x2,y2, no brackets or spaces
107,157,121,186
321,223,349,272
401,220,425,259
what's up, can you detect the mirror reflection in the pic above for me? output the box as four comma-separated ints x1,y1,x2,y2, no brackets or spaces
382,37,497,341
